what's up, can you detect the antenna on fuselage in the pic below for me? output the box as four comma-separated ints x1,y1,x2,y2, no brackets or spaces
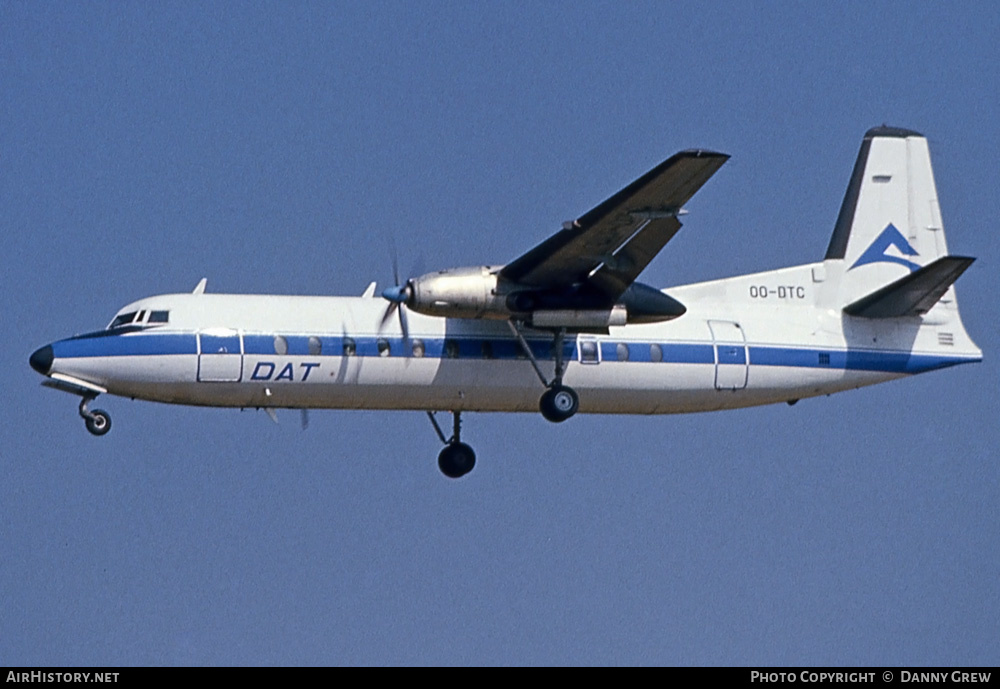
192,278,208,295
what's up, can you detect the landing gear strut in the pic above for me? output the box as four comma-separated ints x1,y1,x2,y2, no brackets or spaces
79,396,112,436
508,321,580,423
427,411,476,479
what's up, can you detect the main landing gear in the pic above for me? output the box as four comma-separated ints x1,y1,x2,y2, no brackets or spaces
427,411,476,479
539,385,579,423
79,396,112,436
507,321,580,423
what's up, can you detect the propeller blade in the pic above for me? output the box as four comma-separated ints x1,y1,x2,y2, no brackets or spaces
379,301,398,332
398,301,410,348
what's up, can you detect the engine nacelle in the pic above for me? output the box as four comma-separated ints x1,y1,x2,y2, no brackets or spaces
401,266,686,326
406,266,510,319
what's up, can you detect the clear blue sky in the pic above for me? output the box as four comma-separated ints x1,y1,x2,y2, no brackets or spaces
3,1,997,666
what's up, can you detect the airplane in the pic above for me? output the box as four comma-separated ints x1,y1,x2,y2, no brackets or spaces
29,126,981,478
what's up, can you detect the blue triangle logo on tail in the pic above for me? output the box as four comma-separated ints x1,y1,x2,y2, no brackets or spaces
850,224,920,272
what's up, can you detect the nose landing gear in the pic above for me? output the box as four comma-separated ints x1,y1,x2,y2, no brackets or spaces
80,396,112,436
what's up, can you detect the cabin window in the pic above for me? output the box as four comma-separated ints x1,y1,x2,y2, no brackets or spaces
148,310,169,324
444,339,460,359
579,339,599,364
411,339,425,358
308,336,322,355
377,338,391,357
273,336,288,355
616,343,629,362
108,312,137,329
650,343,663,363
342,337,356,356
481,341,494,359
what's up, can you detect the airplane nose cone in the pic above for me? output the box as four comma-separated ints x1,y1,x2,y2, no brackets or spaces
29,345,53,375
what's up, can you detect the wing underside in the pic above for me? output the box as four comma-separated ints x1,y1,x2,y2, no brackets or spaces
499,149,728,298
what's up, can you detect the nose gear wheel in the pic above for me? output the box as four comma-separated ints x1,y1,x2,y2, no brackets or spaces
79,396,112,436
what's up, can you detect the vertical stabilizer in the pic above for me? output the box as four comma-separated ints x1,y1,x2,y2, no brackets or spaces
825,127,954,304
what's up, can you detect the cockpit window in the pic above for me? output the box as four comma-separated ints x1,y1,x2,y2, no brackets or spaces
108,312,138,329
108,310,170,329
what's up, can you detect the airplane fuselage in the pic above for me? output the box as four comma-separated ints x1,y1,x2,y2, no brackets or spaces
33,259,980,417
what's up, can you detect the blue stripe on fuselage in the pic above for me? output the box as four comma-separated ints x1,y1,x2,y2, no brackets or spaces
48,330,977,375
747,345,976,374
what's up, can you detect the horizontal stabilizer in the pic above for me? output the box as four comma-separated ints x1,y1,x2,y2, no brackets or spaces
843,256,974,318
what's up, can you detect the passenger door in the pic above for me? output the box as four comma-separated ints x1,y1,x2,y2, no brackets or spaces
708,320,747,390
198,330,244,382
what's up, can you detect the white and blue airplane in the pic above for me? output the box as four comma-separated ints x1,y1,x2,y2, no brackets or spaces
30,126,981,477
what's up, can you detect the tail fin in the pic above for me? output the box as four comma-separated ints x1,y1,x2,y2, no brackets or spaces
825,126,969,310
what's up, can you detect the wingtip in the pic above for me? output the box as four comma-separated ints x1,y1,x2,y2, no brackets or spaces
678,148,729,159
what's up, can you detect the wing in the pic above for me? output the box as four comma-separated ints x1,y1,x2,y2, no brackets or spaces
499,149,728,298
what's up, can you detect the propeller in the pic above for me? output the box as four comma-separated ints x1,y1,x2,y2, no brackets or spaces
379,249,414,348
